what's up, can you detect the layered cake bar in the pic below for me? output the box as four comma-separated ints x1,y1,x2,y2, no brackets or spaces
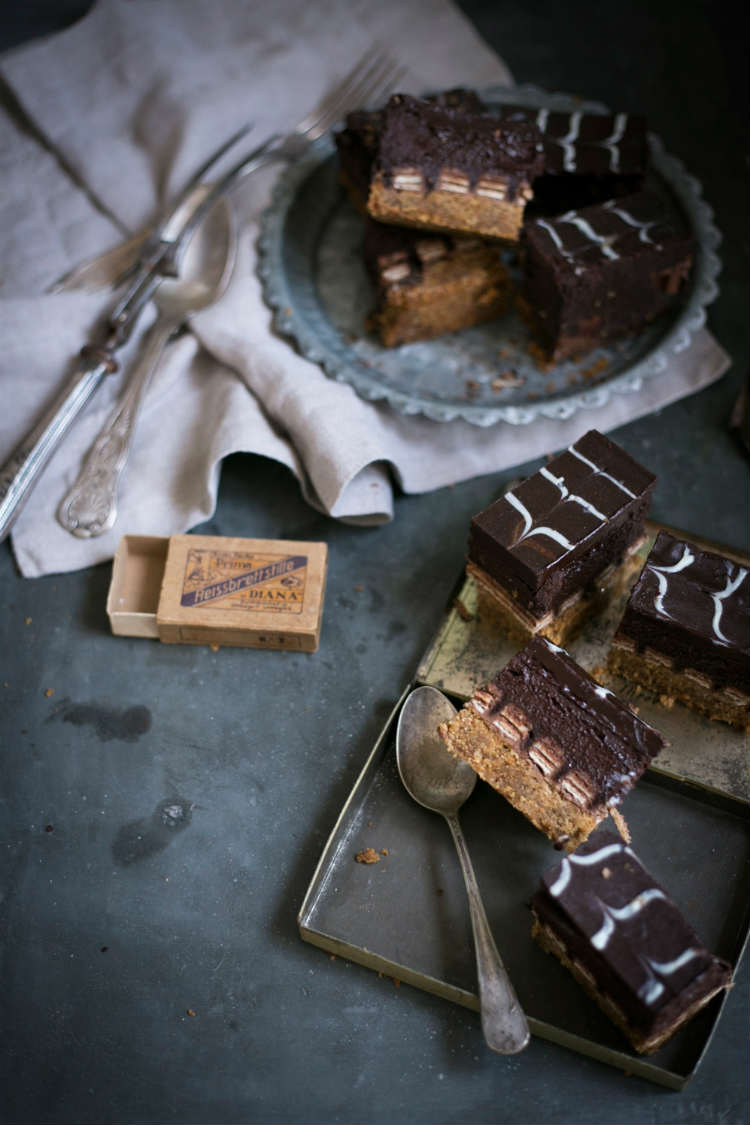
608,530,750,729
335,89,486,214
367,94,545,241
438,636,665,851
363,220,511,347
530,831,733,1054
521,190,694,361
497,104,648,214
467,429,656,645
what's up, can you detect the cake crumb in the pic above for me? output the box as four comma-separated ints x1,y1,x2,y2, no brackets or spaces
354,585,364,592
25,617,32,625
453,597,475,622
44,688,54,698
209,643,220,652
491,370,525,391
355,848,380,865
580,356,609,380
380,848,389,856
658,694,675,709
329,954,336,961
611,806,631,844
187,1008,196,1017
393,978,401,988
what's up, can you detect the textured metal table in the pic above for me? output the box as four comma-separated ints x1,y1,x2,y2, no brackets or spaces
1,3,748,1124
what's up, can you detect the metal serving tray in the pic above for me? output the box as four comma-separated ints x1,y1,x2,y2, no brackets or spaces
259,85,721,427
298,525,749,1088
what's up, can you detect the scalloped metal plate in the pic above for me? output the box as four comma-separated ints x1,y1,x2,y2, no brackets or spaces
257,84,721,427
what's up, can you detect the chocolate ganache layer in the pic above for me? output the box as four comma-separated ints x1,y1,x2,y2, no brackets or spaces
468,430,655,616
471,636,664,813
375,94,544,198
615,530,750,692
531,831,732,1049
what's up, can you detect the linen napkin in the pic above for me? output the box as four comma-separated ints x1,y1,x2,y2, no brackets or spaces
0,0,729,578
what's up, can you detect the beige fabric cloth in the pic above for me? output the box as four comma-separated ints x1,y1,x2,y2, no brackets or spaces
0,0,728,577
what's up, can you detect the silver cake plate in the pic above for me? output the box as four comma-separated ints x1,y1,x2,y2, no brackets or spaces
257,84,721,427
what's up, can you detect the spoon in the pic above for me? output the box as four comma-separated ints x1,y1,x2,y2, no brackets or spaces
396,685,530,1055
57,193,236,538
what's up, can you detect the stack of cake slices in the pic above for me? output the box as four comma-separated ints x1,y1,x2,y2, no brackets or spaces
434,430,746,1055
335,89,695,358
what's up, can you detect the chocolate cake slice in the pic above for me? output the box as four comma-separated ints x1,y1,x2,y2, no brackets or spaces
335,89,487,214
608,530,750,729
497,104,648,214
521,190,694,361
438,636,665,851
531,831,733,1054
367,94,545,242
362,219,511,347
467,429,655,645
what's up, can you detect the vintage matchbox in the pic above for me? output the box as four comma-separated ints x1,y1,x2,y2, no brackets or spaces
106,534,328,652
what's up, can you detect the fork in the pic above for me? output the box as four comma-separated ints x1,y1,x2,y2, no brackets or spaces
0,47,405,544
133,48,407,287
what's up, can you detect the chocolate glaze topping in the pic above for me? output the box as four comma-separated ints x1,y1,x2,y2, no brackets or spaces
468,430,655,606
617,530,750,691
532,831,732,1033
376,94,544,196
498,105,648,178
526,190,691,273
473,636,664,809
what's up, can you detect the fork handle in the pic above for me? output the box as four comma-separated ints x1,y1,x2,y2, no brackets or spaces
58,317,176,538
0,349,117,543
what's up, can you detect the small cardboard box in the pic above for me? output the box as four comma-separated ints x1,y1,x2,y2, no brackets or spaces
107,534,327,651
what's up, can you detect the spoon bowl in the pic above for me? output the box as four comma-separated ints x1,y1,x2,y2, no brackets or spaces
396,684,475,817
396,685,530,1056
58,192,236,538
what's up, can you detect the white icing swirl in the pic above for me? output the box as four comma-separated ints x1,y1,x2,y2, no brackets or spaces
548,841,632,897
711,564,748,646
566,443,637,498
646,544,695,619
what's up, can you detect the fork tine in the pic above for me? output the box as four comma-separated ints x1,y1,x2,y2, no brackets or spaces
300,50,404,140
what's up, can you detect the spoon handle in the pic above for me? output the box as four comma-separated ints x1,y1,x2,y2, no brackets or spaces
57,316,176,538
445,813,530,1055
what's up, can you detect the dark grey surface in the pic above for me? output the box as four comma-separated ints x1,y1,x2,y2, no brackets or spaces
1,2,748,1123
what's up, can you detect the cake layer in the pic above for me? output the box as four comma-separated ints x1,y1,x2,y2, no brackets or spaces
439,636,665,850
362,220,510,346
522,191,694,361
531,832,733,1053
467,429,655,616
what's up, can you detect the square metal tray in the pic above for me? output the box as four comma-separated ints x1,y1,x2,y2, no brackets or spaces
298,525,749,1088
